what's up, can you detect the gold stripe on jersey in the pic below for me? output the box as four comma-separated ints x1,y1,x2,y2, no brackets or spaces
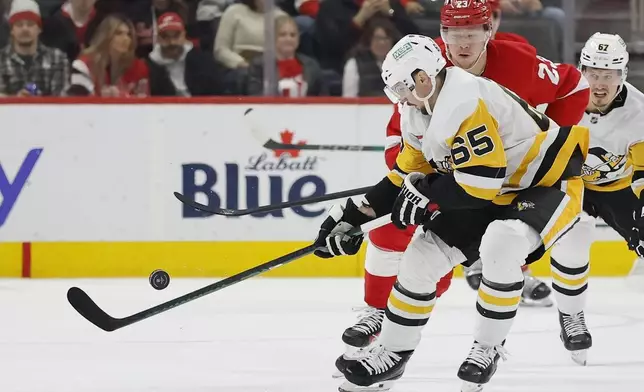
541,178,584,249
386,141,434,187
629,142,644,198
533,126,589,188
505,126,589,193
584,173,632,192
451,99,507,201
492,192,518,206
508,131,549,188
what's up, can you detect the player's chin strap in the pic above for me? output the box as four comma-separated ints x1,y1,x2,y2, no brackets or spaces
412,80,437,115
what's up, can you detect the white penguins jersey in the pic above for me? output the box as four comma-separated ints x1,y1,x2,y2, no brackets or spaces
387,67,589,208
578,82,644,197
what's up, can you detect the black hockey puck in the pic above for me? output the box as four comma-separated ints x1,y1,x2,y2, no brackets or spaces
149,269,170,290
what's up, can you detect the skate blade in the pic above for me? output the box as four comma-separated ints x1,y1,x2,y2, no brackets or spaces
520,297,553,308
339,380,394,392
571,349,588,366
332,370,345,379
461,381,484,392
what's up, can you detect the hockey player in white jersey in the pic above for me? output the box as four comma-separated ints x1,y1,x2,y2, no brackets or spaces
548,32,644,366
313,34,589,392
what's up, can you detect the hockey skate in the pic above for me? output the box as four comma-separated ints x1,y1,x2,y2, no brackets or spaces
342,306,385,348
520,273,553,307
457,341,508,392
337,345,413,392
333,307,385,378
559,310,592,366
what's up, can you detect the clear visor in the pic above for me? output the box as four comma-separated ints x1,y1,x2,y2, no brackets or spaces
440,25,489,45
384,81,413,104
582,68,623,86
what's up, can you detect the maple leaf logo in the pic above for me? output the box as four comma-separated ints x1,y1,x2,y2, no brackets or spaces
274,129,306,158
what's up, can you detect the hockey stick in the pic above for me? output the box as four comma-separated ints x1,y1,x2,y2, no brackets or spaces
244,108,385,152
174,185,372,216
67,214,392,332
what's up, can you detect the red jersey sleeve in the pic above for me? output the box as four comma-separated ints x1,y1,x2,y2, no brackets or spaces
385,105,402,170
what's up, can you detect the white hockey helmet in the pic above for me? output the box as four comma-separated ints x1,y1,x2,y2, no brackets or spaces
580,32,629,83
381,34,447,114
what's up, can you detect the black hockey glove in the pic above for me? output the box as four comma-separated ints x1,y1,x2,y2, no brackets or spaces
391,172,440,229
314,198,372,258
629,203,644,257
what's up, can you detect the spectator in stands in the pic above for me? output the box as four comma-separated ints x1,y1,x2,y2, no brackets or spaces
193,0,232,54
147,12,222,96
0,0,12,48
247,15,324,96
278,0,319,57
314,0,417,74
42,0,103,62
342,16,398,97
488,0,528,43
126,0,191,58
214,0,286,70
500,0,564,40
0,0,70,96
68,14,149,96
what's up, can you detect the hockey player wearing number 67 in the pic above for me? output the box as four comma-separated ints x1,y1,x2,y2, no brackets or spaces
546,32,644,365
313,34,589,392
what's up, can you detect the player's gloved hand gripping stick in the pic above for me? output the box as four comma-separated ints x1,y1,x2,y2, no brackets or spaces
67,213,392,332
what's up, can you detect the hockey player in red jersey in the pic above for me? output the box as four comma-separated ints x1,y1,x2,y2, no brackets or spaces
340,0,590,354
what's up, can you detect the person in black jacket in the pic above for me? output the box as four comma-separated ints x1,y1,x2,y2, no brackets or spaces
41,0,104,62
147,12,222,96
314,0,417,74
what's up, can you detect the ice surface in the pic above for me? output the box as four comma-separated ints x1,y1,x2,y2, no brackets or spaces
0,278,643,392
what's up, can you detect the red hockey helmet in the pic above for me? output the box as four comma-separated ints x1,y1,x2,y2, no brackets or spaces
440,0,492,28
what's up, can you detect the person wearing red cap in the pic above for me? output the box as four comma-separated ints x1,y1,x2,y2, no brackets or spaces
338,0,589,356
147,12,222,96
0,0,69,96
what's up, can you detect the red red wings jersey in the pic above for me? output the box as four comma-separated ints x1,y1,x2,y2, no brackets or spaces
493,31,529,44
435,39,589,125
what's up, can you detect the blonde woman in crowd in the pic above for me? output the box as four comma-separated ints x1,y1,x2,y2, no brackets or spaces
68,14,149,96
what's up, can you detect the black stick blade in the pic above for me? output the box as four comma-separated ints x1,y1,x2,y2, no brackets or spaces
173,192,235,215
67,287,121,332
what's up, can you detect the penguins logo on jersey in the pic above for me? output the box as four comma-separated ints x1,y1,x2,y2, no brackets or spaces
429,156,454,174
581,147,627,183
516,201,535,211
